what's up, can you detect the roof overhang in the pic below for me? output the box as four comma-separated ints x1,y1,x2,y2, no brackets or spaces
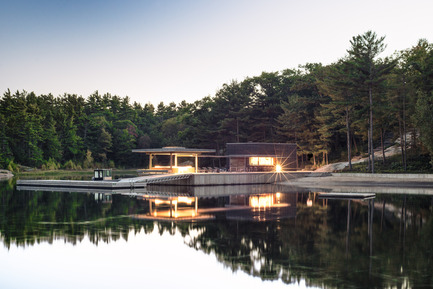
132,146,216,156
227,155,286,158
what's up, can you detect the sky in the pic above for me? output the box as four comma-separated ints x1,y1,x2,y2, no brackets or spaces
1,0,432,106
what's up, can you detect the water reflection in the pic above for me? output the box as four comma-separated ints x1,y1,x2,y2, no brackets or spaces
2,180,433,288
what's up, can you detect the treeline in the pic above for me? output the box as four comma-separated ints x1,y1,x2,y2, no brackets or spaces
1,31,433,171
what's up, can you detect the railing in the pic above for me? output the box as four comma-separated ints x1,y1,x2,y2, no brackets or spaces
137,169,170,176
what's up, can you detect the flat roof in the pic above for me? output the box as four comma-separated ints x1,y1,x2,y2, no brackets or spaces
226,142,297,145
132,146,216,155
226,155,290,158
226,143,297,157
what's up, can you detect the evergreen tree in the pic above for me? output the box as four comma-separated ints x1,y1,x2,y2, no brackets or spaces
60,116,83,162
346,31,395,173
41,112,62,162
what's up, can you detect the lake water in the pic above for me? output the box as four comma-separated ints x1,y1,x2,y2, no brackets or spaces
1,178,432,289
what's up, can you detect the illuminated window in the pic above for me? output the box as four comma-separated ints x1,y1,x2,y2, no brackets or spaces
249,157,274,166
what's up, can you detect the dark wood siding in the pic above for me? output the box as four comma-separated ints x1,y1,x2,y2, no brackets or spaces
226,143,297,171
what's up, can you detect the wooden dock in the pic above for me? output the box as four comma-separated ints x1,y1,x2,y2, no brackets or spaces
16,171,311,190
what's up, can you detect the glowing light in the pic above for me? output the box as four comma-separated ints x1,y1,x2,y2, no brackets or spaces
154,199,177,205
154,199,164,205
250,195,274,208
177,197,194,204
307,199,313,207
176,166,194,174
275,164,282,172
276,192,281,198
148,209,199,219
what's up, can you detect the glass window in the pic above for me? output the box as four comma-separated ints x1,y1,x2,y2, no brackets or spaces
249,157,274,166
249,157,259,166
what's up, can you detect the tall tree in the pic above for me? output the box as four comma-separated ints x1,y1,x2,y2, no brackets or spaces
317,61,357,169
346,31,395,173
214,80,253,144
41,112,62,162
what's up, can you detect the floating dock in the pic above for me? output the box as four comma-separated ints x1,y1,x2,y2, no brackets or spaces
318,192,376,200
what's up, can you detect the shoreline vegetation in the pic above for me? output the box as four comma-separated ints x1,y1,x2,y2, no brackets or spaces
14,168,138,180
1,31,433,174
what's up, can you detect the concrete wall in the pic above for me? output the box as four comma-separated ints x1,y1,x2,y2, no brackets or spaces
190,172,302,186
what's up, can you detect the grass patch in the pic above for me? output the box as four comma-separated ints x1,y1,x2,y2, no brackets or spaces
342,153,433,173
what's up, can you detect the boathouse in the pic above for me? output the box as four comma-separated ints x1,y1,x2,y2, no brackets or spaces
226,143,297,172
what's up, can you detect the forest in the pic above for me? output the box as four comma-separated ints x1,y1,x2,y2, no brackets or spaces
1,31,433,172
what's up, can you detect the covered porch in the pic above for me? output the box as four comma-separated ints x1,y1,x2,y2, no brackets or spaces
132,146,216,174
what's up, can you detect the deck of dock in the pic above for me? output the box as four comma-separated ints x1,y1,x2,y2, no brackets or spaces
16,171,312,191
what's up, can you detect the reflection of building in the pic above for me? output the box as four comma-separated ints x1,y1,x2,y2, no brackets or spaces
225,192,298,221
226,143,297,172
134,196,214,221
133,191,298,222
148,196,198,218
94,193,112,203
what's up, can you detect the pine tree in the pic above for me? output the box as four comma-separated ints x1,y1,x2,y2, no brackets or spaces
346,31,395,173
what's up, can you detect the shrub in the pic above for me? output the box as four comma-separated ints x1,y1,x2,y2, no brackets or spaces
41,158,60,170
7,160,19,173
108,160,115,168
63,160,78,170
83,150,94,169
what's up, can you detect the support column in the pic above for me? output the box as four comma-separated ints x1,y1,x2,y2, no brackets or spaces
195,154,198,173
170,199,173,218
149,154,153,169
170,153,173,171
174,154,178,167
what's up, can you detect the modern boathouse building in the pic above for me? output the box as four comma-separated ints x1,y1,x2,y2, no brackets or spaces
226,143,297,172
132,142,297,173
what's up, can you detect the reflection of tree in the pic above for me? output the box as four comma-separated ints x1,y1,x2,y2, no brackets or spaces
0,185,153,248
184,194,433,288
1,186,433,288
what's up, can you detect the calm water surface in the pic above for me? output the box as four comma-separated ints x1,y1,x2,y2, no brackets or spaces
1,178,432,289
